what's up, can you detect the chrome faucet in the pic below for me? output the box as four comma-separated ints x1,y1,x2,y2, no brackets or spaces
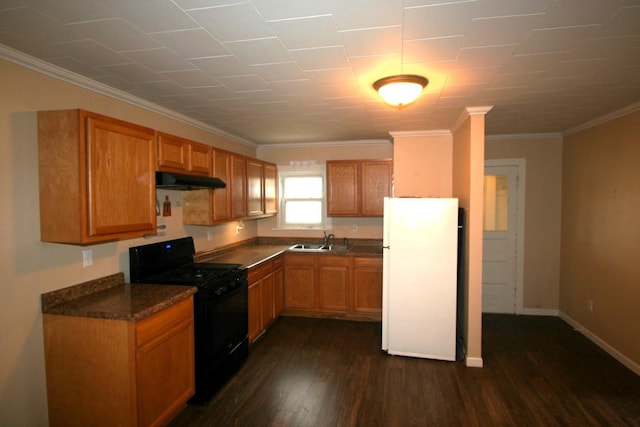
323,231,335,247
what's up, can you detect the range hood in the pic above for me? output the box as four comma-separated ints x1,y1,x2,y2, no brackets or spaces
155,172,226,190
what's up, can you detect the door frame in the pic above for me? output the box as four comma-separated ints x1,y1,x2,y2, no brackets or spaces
484,158,526,314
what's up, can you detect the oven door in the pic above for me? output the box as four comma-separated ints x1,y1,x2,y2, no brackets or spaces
191,278,248,403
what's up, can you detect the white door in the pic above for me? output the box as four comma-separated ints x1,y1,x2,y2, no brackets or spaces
482,162,523,313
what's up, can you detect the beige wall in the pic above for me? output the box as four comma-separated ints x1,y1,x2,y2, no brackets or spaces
560,109,640,369
485,135,563,311
391,131,452,197
0,59,256,426
452,110,487,367
256,142,393,240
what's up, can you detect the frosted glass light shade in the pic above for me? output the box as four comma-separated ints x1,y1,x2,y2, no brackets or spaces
373,75,428,108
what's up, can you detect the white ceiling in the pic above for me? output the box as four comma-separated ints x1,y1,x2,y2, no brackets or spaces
1,0,640,145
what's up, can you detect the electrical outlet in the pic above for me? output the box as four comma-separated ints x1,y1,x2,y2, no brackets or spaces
207,230,213,241
587,299,593,311
351,224,358,232
82,250,93,267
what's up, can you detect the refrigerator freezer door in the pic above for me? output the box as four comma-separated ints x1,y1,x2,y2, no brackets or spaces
382,197,458,361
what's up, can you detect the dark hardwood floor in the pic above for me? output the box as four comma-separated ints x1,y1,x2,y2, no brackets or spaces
169,315,640,427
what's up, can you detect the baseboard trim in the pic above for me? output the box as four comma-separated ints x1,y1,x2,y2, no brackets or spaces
559,311,640,376
466,357,484,368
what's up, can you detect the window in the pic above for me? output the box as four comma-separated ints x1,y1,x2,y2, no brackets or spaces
278,165,329,229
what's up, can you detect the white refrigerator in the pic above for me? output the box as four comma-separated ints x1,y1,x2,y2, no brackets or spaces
382,197,459,361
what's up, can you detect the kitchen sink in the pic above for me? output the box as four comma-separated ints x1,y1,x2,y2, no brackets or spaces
288,244,329,252
288,244,350,252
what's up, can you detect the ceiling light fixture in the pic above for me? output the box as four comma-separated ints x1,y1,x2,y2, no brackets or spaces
373,74,429,109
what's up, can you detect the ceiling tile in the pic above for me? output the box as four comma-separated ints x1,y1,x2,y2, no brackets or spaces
327,0,402,31
340,26,402,57
252,0,331,21
223,37,292,65
404,2,478,40
187,3,274,42
269,15,341,50
463,14,545,48
592,5,640,37
159,69,220,87
151,29,230,59
404,36,464,63
69,18,160,51
289,46,350,71
248,62,306,81
191,55,251,77
124,48,194,72
96,0,198,33
27,0,114,23
515,25,599,55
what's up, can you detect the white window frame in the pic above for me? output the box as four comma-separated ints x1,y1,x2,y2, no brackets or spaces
277,164,331,230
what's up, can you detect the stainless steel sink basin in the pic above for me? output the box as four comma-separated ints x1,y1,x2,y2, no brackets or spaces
288,243,329,251
288,243,350,252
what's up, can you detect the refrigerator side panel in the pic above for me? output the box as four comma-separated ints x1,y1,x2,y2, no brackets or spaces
385,198,458,361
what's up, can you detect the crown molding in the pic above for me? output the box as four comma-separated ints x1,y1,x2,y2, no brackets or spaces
485,132,563,141
449,105,494,134
563,102,640,136
257,138,392,150
389,130,451,138
0,44,256,148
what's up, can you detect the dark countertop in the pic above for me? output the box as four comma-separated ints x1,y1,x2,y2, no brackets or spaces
196,244,291,268
195,241,383,269
41,272,196,321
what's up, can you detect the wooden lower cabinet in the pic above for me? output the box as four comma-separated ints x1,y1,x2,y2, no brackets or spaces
352,257,383,315
317,256,350,312
283,254,315,310
248,255,283,342
283,254,382,320
43,297,195,427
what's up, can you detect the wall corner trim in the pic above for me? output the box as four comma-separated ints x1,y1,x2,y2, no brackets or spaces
465,357,484,368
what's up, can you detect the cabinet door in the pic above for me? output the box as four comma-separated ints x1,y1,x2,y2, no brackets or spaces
231,155,247,219
284,254,315,309
260,271,275,329
273,256,284,317
212,149,232,221
248,280,261,342
361,160,392,216
247,159,264,217
327,161,359,216
264,163,278,215
86,114,156,237
136,298,195,427
187,141,212,176
352,257,383,314
157,132,187,171
317,256,350,311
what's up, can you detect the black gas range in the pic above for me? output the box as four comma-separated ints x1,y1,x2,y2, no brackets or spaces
129,237,248,405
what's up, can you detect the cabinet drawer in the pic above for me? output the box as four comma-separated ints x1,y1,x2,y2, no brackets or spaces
272,255,284,269
136,297,193,348
248,261,272,283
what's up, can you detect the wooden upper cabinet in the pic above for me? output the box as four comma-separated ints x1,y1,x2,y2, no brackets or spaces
38,109,156,244
247,159,265,217
361,160,393,216
231,154,247,219
157,132,212,177
264,163,278,215
182,152,277,225
326,159,392,217
212,148,232,221
327,161,359,216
